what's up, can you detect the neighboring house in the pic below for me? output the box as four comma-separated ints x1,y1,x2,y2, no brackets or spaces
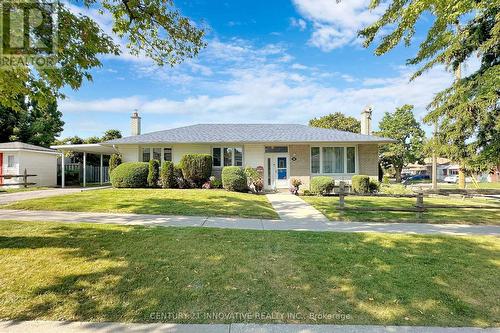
0,142,58,188
403,158,458,181
52,111,394,190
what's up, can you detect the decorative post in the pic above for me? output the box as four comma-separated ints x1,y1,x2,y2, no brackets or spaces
23,169,28,188
339,181,345,209
416,192,424,219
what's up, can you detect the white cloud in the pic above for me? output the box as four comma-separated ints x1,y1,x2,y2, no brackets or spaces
292,0,385,51
290,17,307,31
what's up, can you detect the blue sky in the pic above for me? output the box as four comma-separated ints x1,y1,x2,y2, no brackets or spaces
60,0,459,138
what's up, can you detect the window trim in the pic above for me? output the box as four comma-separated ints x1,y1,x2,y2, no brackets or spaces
141,147,173,164
7,155,15,168
310,144,358,175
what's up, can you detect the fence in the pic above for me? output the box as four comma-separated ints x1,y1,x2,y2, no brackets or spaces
57,164,109,186
336,181,500,219
0,169,37,187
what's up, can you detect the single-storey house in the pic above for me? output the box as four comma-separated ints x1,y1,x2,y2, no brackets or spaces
0,142,59,188
52,110,394,190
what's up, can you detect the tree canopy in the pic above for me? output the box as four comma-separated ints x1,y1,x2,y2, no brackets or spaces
0,101,64,147
0,0,206,111
376,105,426,182
359,0,499,171
309,112,361,133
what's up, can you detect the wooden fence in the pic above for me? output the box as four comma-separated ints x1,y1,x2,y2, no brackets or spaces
0,169,37,188
336,181,500,219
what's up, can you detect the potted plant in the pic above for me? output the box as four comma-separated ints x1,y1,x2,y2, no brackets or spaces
290,178,302,195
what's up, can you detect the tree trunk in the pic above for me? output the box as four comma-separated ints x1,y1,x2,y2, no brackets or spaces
458,167,466,189
395,167,402,183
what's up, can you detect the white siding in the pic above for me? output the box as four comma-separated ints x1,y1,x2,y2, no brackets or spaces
117,145,140,163
172,144,211,164
1,151,20,186
243,144,264,168
18,151,58,187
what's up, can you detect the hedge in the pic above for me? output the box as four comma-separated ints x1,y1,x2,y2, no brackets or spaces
160,161,176,189
110,162,149,188
352,175,370,193
310,176,334,195
179,154,212,187
222,166,247,192
147,159,160,187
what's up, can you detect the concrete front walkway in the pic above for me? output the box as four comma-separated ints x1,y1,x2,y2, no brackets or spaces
1,209,500,236
0,321,498,333
0,187,109,205
266,192,330,222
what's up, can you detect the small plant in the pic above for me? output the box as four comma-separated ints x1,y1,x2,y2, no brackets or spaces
352,175,371,193
147,159,160,187
290,178,302,195
310,176,334,195
244,166,263,193
369,179,380,193
210,176,222,189
222,166,247,192
382,175,390,185
160,161,176,189
202,181,212,189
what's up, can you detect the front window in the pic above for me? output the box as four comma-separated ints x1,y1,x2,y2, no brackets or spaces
7,155,14,168
223,148,233,166
152,148,162,161
163,148,172,162
213,147,243,167
311,147,320,174
142,148,150,162
311,146,356,174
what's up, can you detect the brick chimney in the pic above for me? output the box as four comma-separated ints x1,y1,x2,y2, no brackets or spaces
131,111,141,136
360,106,373,135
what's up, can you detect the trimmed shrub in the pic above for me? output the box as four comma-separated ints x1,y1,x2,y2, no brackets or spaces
352,175,370,193
147,160,160,187
179,154,212,187
160,161,176,188
222,166,247,192
369,179,380,193
310,176,334,195
109,154,122,176
244,166,263,193
110,162,148,188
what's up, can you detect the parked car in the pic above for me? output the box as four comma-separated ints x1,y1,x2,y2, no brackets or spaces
444,175,458,183
402,174,431,185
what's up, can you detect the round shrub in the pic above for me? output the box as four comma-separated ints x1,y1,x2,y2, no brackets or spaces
147,159,160,187
222,166,247,192
108,154,122,176
310,176,334,195
352,175,370,193
110,162,149,188
160,161,176,188
179,154,212,187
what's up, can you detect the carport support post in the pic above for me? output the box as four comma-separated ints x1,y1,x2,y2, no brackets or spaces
61,152,65,188
99,154,103,185
83,152,87,188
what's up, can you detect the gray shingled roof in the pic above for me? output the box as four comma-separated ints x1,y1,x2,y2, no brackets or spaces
104,124,395,145
0,141,57,153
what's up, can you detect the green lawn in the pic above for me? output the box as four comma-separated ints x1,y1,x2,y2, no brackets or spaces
303,196,500,225
439,182,500,190
0,221,498,326
3,188,279,219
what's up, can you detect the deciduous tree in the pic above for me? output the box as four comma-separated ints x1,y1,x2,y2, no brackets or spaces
309,112,361,133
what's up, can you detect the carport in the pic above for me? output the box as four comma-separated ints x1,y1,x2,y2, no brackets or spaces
50,144,118,188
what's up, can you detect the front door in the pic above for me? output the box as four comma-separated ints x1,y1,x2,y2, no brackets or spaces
264,155,289,190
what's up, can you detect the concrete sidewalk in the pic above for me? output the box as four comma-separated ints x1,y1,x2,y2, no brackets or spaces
0,187,109,205
1,209,499,236
0,321,498,333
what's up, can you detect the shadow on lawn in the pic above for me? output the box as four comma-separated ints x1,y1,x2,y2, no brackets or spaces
0,223,498,326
